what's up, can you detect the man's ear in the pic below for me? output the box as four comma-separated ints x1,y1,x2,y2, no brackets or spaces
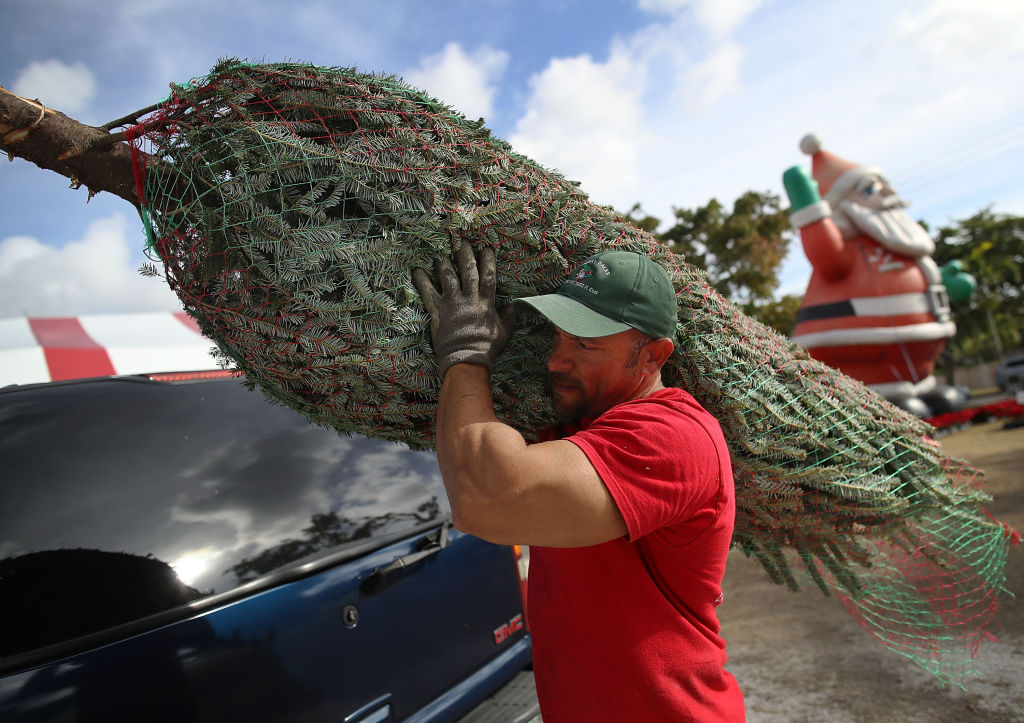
640,337,675,374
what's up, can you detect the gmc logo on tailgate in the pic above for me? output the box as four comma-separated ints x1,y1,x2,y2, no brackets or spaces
493,614,524,645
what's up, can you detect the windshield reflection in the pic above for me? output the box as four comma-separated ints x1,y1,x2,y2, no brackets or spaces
0,379,450,601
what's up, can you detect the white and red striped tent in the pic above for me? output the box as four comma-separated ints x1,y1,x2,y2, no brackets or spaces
1,312,222,386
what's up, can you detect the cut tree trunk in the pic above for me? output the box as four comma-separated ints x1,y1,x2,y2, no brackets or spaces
0,85,141,206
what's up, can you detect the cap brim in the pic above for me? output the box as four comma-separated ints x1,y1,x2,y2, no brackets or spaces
515,294,632,338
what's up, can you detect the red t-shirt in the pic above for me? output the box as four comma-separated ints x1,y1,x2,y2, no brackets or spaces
529,387,744,722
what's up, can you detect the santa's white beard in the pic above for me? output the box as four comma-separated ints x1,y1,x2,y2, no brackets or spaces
836,200,935,258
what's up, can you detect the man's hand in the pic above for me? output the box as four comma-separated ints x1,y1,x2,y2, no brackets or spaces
413,242,515,378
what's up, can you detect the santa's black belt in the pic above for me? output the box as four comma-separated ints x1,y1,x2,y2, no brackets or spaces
796,300,855,323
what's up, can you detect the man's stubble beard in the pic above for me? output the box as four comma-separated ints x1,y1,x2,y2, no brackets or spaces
548,350,642,424
550,374,589,424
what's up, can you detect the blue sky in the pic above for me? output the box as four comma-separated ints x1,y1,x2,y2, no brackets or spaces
2,0,1023,316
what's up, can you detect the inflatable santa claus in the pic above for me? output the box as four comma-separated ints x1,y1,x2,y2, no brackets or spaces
783,134,966,417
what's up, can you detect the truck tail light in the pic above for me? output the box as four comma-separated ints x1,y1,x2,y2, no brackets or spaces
512,545,530,629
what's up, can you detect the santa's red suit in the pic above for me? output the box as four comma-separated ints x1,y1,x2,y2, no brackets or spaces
784,134,958,415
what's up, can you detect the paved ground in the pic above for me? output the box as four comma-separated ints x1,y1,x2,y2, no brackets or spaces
719,416,1024,722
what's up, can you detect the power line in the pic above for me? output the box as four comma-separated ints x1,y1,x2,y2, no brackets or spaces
893,124,1024,195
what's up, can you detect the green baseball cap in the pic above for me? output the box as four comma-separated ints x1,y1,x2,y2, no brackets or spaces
516,251,677,339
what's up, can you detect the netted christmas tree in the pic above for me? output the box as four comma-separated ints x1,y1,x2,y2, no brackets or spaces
128,59,1016,685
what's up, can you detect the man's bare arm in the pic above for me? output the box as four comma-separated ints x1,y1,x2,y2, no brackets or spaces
436,363,627,547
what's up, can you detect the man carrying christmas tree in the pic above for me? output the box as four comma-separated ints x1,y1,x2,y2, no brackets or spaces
414,245,745,721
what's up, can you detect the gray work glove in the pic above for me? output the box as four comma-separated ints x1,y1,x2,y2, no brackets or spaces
413,242,515,379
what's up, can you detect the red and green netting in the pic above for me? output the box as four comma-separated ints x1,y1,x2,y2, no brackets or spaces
127,59,1017,685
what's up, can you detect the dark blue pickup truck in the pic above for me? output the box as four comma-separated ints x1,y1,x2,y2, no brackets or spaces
0,373,537,722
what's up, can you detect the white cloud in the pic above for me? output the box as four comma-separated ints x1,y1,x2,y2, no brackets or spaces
0,214,182,316
894,0,1024,61
508,50,651,205
633,0,760,115
404,43,509,121
498,3,761,216
867,1,1024,148
638,0,688,12
639,0,763,38
12,59,97,114
622,0,1024,221
692,0,762,38
682,41,744,113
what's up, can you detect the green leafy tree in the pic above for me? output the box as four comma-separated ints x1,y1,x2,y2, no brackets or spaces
932,208,1024,363
624,192,795,331
623,203,662,234
742,294,803,337
659,191,792,307
227,499,441,582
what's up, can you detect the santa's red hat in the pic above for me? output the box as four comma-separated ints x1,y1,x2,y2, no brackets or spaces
800,133,882,203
